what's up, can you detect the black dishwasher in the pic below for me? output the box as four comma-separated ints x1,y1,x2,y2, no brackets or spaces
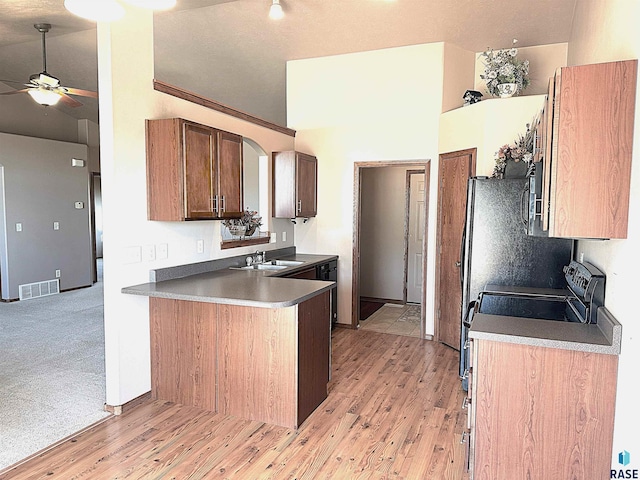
316,260,338,327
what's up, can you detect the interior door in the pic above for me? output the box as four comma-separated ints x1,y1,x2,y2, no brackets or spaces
406,172,425,304
436,149,476,349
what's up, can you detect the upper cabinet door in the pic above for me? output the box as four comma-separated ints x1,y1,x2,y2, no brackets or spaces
296,153,317,218
216,130,244,218
146,118,244,221
184,122,216,219
272,151,318,219
544,60,637,239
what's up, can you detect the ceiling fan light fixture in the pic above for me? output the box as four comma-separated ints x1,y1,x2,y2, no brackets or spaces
27,87,62,106
64,0,125,22
120,0,177,11
269,0,284,20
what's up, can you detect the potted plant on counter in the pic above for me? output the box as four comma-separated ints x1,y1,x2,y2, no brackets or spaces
223,210,262,237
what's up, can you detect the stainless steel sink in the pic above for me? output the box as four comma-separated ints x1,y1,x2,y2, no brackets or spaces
272,260,304,266
237,264,287,271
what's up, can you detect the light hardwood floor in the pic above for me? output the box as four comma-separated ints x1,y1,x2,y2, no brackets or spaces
1,328,468,480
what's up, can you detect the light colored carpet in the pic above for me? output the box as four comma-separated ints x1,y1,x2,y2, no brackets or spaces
0,261,109,470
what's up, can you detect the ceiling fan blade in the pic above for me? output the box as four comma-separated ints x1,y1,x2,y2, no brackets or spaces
58,92,83,108
65,87,98,98
0,89,30,95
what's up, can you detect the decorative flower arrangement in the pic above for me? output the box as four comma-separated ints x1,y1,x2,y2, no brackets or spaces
491,116,538,178
223,209,262,237
480,40,531,97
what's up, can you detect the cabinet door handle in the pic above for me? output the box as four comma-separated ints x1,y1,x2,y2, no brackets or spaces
220,196,225,213
297,200,302,213
461,368,469,380
212,195,218,214
460,431,468,444
462,397,469,410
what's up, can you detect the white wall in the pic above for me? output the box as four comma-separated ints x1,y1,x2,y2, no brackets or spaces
97,8,295,407
439,95,546,175
565,0,640,459
287,43,444,331
360,166,412,301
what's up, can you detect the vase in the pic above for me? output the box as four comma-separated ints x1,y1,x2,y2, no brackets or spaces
228,225,246,237
497,83,518,98
244,224,257,237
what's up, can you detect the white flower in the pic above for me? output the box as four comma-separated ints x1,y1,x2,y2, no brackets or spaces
509,48,518,56
488,70,498,79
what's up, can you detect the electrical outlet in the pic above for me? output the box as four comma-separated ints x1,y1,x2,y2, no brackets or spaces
579,252,584,263
53,221,60,230
143,245,156,262
16,223,22,232
157,243,168,260
196,239,204,254
270,232,277,243
55,269,61,278
282,231,287,242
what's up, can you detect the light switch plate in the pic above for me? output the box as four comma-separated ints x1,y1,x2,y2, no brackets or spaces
53,222,60,230
16,223,22,232
196,239,204,254
270,232,277,243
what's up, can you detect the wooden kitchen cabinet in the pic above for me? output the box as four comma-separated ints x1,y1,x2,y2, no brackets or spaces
146,118,243,221
466,339,618,480
272,151,318,218
541,59,637,238
149,291,330,430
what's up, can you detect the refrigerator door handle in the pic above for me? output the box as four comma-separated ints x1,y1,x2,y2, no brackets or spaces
462,300,477,328
459,221,467,288
520,182,530,229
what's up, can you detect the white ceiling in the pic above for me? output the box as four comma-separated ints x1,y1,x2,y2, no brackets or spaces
0,0,577,126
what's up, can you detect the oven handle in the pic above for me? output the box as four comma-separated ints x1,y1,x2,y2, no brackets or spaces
566,297,589,324
463,300,477,328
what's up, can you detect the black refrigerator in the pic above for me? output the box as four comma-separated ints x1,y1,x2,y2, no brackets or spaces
458,177,573,385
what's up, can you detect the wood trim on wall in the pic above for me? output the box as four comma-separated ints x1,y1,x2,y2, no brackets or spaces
153,80,297,138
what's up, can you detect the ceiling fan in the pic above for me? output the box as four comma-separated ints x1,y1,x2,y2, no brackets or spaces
0,23,98,108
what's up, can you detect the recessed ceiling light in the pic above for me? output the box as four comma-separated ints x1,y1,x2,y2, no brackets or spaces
64,0,125,22
120,0,177,10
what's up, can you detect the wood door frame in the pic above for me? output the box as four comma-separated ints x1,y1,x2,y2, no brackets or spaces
433,148,476,344
352,160,430,338
403,170,428,305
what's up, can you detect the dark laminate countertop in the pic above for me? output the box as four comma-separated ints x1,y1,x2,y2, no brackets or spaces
469,306,622,355
122,253,337,308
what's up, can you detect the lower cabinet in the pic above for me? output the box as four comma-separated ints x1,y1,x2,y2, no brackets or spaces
466,339,618,480
149,292,330,429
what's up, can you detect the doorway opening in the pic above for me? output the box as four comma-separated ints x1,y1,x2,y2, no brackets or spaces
352,161,430,339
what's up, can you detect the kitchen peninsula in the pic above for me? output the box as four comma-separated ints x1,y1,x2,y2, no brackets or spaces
123,251,337,429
